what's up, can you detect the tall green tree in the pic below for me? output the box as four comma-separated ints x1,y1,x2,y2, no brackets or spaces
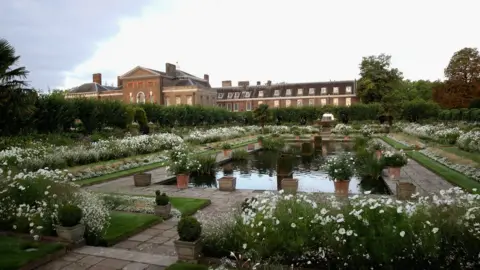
0,39,38,135
357,54,403,104
253,104,269,133
444,47,480,83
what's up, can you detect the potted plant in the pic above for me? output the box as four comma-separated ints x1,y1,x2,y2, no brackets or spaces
218,176,236,191
381,150,408,180
174,216,203,261
154,190,171,219
56,204,85,243
281,178,298,194
168,144,199,189
324,154,355,196
293,130,301,140
369,141,384,160
257,135,264,146
133,173,152,187
222,143,232,157
341,128,351,140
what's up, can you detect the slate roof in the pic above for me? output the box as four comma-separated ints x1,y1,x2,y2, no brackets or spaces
214,80,356,100
164,70,211,88
69,83,120,93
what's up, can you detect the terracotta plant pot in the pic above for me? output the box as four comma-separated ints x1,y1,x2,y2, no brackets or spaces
218,176,236,191
174,238,203,261
295,136,300,140
247,144,255,151
56,224,85,243
388,167,401,180
281,178,298,194
344,136,350,140
223,149,231,157
133,173,152,187
154,203,172,219
334,180,350,196
396,182,416,200
375,150,382,160
176,174,189,189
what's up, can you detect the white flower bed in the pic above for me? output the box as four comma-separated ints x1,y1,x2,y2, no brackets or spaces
401,123,463,145
457,130,480,153
0,133,183,171
0,169,110,240
419,149,480,182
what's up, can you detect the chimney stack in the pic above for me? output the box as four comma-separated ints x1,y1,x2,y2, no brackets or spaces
93,73,102,85
222,80,232,87
238,81,250,87
117,76,122,88
165,63,176,77
204,74,209,82
267,80,272,86
256,81,261,86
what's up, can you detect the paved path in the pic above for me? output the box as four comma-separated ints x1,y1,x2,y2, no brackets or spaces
377,139,454,195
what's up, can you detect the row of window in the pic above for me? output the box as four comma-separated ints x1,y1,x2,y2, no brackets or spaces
218,86,352,99
224,98,352,111
126,81,157,88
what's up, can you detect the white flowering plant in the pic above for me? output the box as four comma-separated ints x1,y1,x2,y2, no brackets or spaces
167,143,201,175
323,154,355,181
382,150,408,167
201,189,480,268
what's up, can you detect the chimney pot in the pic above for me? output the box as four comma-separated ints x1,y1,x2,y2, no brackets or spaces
222,80,232,87
238,81,249,87
93,73,102,85
117,76,122,88
257,81,261,86
204,74,209,82
267,80,272,86
165,63,176,77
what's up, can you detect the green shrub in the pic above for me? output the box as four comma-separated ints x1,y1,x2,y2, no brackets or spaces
221,143,232,150
177,216,202,242
193,155,216,174
155,191,170,206
231,149,249,161
58,204,83,227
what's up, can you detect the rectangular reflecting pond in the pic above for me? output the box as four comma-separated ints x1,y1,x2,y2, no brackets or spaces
164,142,390,195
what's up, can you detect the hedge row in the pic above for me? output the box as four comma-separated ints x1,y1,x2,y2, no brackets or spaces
2,95,477,136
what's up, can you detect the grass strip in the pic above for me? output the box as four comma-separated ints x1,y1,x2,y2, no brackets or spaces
101,211,162,246
0,236,65,270
406,151,480,193
379,136,413,150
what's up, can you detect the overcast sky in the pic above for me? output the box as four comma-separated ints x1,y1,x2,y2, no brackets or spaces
1,0,479,90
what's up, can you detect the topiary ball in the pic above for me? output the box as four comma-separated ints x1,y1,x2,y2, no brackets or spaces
177,216,202,242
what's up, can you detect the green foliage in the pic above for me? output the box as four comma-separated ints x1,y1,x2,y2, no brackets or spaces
470,98,480,109
324,153,355,180
193,154,216,174
445,47,480,83
253,104,270,131
155,191,170,206
177,216,202,242
231,149,249,161
58,204,83,227
357,54,403,104
221,143,232,150
261,137,285,151
401,100,440,122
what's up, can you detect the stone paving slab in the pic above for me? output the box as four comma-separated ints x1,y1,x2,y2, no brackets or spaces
74,246,176,266
377,138,454,195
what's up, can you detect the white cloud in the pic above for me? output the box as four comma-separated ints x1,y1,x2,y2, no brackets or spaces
62,0,480,88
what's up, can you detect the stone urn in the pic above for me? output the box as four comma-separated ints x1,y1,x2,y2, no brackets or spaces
133,173,152,187
177,174,189,189
174,238,202,261
316,113,337,134
56,224,85,243
281,178,298,194
388,167,401,180
334,180,350,197
396,182,416,200
218,176,236,191
155,203,172,219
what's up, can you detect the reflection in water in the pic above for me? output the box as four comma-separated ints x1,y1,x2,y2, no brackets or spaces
165,142,389,195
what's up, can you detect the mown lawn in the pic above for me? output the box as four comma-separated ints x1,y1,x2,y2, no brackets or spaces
170,197,211,216
102,211,162,246
441,147,480,165
0,236,64,270
379,136,412,150
166,263,209,270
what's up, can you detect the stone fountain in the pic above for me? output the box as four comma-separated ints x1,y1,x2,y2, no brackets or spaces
314,113,337,139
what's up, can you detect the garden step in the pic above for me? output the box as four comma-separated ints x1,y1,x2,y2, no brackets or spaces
73,246,177,266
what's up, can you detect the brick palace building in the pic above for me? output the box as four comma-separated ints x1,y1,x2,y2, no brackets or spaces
213,79,358,112
66,63,358,109
66,63,217,106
